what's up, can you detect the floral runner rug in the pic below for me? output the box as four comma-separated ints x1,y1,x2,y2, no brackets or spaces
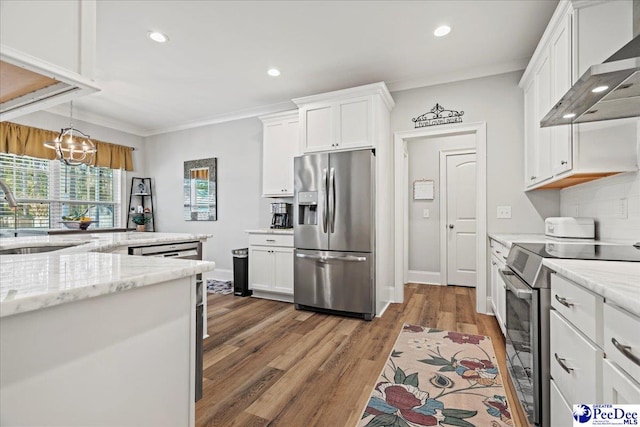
358,324,513,427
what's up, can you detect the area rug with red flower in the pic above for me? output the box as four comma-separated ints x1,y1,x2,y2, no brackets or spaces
357,324,512,427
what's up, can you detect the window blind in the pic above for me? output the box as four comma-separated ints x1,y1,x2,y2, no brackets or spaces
0,153,121,233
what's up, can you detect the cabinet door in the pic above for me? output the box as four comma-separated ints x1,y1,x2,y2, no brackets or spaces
523,79,538,187
272,247,294,295
602,359,640,404
336,96,371,150
249,246,273,291
282,118,299,196
303,103,334,153
490,254,506,334
534,53,552,183
262,121,288,196
550,13,573,176
550,379,573,427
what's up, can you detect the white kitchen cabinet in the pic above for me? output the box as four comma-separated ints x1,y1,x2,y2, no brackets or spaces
248,232,294,302
602,303,640,404
294,83,394,153
260,110,299,197
519,0,637,191
550,273,604,409
488,238,507,335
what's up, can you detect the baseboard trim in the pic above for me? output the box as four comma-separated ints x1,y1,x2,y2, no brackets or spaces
407,270,443,285
251,291,294,303
377,301,391,318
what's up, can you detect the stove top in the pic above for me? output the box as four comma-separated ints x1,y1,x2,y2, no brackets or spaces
514,242,640,262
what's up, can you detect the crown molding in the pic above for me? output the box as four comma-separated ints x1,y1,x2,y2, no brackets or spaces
387,58,528,93
145,100,296,137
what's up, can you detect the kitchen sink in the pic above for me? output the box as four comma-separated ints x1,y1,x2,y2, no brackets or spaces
0,245,78,255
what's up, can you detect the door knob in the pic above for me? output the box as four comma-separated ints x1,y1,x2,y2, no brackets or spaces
448,224,454,229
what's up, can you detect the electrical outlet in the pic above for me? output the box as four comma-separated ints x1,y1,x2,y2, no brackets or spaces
497,206,512,219
423,209,430,218
615,198,628,218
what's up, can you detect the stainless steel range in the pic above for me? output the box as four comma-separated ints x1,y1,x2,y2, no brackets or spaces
500,242,640,426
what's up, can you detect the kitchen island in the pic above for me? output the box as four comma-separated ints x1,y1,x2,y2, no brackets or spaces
0,232,215,427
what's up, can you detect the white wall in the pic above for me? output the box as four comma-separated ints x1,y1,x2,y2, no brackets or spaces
560,172,640,243
391,71,560,252
144,117,271,278
391,71,560,302
407,133,475,274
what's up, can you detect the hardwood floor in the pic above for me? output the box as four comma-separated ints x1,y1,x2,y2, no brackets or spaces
196,284,528,427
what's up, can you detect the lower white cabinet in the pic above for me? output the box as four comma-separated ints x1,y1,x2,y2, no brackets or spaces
548,270,640,427
488,238,507,335
248,232,294,302
602,359,640,404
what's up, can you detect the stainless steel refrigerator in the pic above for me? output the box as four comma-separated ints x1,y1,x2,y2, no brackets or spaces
293,149,375,320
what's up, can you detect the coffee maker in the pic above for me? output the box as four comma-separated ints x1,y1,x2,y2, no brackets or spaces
270,202,292,229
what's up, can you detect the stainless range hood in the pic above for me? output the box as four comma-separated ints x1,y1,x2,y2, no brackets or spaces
541,34,640,127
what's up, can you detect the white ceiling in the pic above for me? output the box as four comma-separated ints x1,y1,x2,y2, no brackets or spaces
57,0,558,136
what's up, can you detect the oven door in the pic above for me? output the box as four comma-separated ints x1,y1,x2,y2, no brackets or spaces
500,268,536,426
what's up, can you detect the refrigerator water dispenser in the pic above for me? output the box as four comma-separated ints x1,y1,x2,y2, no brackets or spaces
297,191,318,225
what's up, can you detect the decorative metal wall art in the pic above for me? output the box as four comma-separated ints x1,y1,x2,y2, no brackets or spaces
412,103,464,128
183,157,217,221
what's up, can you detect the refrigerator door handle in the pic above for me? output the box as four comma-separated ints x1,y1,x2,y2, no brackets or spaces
322,168,328,233
329,167,336,233
296,253,367,262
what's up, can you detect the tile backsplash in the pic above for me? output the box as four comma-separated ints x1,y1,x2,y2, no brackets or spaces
560,171,640,243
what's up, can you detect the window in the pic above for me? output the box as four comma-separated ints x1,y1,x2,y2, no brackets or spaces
0,153,122,235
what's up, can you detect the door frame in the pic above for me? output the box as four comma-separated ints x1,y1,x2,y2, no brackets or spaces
394,121,488,314
439,148,476,288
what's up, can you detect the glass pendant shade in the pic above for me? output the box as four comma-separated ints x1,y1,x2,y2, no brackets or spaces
44,127,97,166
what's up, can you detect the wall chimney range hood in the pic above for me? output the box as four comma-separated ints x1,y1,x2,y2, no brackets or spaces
540,35,640,127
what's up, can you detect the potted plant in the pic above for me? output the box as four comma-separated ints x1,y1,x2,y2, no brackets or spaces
132,213,151,232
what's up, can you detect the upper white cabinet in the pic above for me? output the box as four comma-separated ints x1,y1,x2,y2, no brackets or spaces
520,0,637,191
293,82,394,153
259,110,299,197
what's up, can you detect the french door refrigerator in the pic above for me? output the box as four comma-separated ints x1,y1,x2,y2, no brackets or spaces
293,149,375,320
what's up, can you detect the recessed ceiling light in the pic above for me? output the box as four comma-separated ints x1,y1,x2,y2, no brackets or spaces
434,25,451,37
267,68,281,77
563,113,576,119
592,85,609,93
147,31,169,43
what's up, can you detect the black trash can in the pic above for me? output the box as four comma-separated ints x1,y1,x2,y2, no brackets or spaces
232,248,251,296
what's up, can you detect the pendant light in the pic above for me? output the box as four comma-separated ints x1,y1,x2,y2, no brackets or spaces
44,101,97,166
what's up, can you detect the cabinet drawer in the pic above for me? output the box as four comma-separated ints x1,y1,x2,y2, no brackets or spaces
489,239,508,262
604,303,640,382
550,310,602,405
248,234,293,247
602,358,640,404
551,273,603,345
550,379,573,427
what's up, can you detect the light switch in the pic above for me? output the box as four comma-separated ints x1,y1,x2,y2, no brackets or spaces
423,209,430,218
497,206,512,219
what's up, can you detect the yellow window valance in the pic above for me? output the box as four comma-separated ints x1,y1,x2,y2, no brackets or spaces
0,121,134,171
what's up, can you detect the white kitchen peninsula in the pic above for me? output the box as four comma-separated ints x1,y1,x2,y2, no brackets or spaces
0,233,215,427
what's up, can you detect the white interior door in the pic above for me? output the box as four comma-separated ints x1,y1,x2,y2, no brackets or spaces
446,152,477,287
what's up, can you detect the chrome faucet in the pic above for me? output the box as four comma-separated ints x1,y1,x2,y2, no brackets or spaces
0,179,18,207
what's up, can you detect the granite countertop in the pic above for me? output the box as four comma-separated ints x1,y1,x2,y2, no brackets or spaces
245,228,294,235
543,258,640,317
488,233,613,248
0,232,213,253
0,232,215,318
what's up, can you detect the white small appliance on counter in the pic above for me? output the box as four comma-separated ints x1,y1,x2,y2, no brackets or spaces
545,217,594,239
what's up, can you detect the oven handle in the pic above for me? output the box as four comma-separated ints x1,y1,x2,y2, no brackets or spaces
499,269,532,299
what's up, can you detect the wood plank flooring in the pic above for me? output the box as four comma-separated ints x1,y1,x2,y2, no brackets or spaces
196,284,528,427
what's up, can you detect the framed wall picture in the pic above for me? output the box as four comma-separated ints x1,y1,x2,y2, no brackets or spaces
413,179,434,200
